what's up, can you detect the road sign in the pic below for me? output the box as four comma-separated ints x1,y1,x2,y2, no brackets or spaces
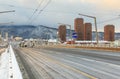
72,32,77,38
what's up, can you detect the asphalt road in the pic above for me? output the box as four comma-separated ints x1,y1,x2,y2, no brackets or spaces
15,47,120,79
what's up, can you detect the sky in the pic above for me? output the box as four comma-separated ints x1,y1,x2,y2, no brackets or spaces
0,0,120,32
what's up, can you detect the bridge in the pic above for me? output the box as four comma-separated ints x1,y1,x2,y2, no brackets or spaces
0,44,120,79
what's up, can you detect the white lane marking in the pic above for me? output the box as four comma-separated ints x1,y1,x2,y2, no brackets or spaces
77,50,120,57
40,51,120,78
35,49,120,77
79,58,120,68
66,55,75,58
57,53,120,69
58,58,120,79
42,49,120,69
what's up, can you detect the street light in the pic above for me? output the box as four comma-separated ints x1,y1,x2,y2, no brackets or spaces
0,10,15,45
0,10,15,14
58,23,72,41
0,22,14,44
0,22,14,25
78,13,99,44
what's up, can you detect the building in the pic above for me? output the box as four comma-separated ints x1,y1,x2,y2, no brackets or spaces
14,37,23,41
84,23,92,40
5,32,8,41
74,18,84,40
58,25,66,43
104,25,115,41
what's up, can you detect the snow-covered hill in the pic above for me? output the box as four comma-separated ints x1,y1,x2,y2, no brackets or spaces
0,25,120,40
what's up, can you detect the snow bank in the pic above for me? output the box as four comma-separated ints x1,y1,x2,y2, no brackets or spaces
0,48,9,79
0,45,23,79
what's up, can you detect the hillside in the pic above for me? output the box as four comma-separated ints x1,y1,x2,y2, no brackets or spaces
0,25,120,40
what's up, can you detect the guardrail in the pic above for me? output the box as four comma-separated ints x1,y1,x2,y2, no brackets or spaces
8,45,23,79
35,44,120,52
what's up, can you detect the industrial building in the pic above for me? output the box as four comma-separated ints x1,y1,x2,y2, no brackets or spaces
104,25,115,41
84,23,92,40
58,25,66,43
74,18,84,40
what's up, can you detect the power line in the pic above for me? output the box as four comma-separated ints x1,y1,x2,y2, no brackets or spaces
38,0,51,14
27,0,45,24
98,17,120,24
9,5,35,10
28,0,44,20
29,0,52,24
0,4,35,10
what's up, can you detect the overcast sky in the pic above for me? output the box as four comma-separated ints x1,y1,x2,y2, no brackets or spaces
0,0,120,32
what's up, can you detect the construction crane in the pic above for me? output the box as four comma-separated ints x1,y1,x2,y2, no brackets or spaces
78,13,99,44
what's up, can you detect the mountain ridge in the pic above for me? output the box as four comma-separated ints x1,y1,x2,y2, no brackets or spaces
0,25,119,40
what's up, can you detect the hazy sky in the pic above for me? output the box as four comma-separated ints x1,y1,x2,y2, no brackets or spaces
0,0,120,32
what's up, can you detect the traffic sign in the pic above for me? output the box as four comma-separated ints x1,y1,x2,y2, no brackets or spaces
72,32,77,38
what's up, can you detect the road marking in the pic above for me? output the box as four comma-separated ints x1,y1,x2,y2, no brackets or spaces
58,58,120,79
40,53,98,79
66,55,75,57
27,48,120,79
54,61,98,79
26,48,98,79
79,58,120,68
62,54,120,69
40,50,120,79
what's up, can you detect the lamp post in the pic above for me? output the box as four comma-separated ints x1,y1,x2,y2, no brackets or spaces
58,23,72,41
0,22,14,25
0,22,14,39
0,10,15,46
0,10,15,14
56,31,59,43
78,13,99,44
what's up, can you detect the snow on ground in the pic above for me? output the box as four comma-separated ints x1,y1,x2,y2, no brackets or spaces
0,48,9,79
0,46,23,79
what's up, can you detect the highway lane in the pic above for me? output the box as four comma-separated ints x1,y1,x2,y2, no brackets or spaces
41,47,120,65
15,47,120,79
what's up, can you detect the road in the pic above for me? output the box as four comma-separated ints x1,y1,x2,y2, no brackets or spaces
15,47,120,79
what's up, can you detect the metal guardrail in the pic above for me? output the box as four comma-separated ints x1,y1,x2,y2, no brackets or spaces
34,43,120,52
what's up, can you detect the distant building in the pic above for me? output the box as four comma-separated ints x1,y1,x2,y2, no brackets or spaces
14,37,23,41
74,18,84,40
104,25,115,41
58,25,66,43
5,32,8,41
84,23,92,40
0,34,2,42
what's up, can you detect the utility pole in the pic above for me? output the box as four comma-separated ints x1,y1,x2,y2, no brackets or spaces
0,10,15,43
78,13,99,44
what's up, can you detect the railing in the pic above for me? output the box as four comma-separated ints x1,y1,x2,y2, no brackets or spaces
8,45,23,79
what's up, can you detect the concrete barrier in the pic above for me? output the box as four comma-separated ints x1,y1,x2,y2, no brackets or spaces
9,45,23,79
